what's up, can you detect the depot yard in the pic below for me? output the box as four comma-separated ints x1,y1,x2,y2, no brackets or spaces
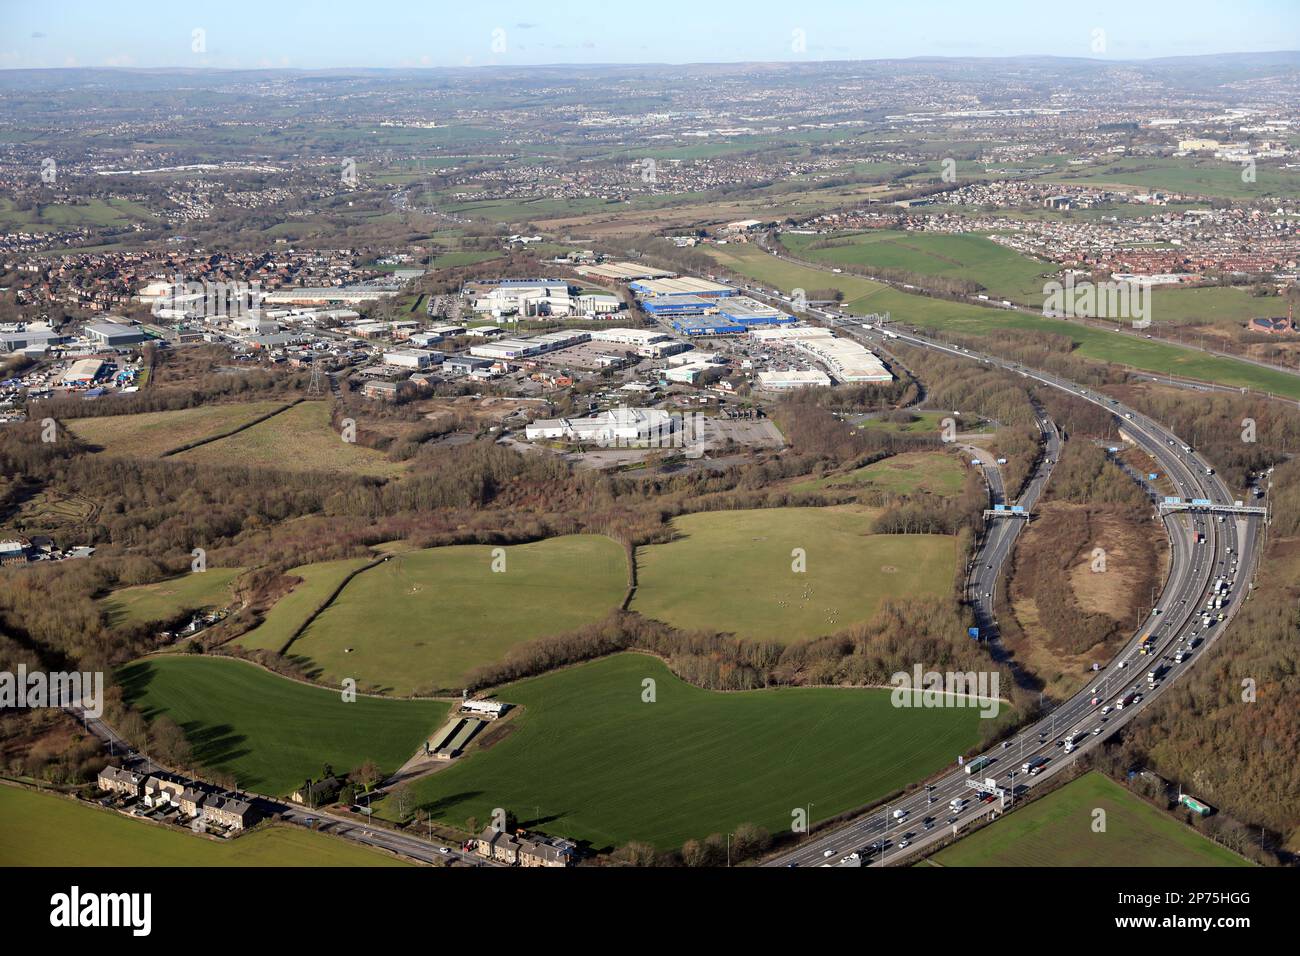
285,535,629,695
630,506,957,642
382,653,996,851
793,451,968,497
925,771,1249,867
99,567,244,628
0,785,409,867
117,656,446,796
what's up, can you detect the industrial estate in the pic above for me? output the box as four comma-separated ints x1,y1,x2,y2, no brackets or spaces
0,2,1295,934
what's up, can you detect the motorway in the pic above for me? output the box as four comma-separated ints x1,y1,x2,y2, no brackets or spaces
64,705,497,867
731,281,1264,867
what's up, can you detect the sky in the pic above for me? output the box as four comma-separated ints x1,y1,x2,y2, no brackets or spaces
2,0,1298,70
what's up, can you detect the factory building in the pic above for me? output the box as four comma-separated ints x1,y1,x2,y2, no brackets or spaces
525,407,677,445
84,321,149,348
749,327,893,383
629,277,736,299
756,369,833,390
383,349,443,370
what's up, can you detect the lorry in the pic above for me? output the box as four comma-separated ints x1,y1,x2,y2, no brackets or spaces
1115,691,1137,710
964,755,993,775
1023,756,1049,775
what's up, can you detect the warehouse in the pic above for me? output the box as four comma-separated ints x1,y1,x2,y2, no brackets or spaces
574,261,676,282
639,295,716,316
84,322,149,348
756,369,832,390
630,277,736,299
62,358,105,386
383,349,442,370
749,327,893,383
716,296,798,328
671,317,747,336
525,407,677,445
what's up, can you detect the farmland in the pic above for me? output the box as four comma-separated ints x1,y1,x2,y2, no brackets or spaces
382,653,997,850
704,243,1300,400
236,556,374,653
792,451,968,497
1043,156,1300,201
286,535,628,694
782,231,1051,301
630,506,957,642
0,785,410,867
117,656,447,795
925,772,1249,867
65,401,288,458
172,400,403,476
99,567,244,628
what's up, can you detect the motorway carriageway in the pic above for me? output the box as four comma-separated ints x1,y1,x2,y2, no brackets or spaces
755,311,1261,867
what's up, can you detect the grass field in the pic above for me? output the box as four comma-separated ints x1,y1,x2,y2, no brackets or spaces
381,653,996,850
0,785,409,866
236,557,374,652
1043,157,1300,201
118,656,447,795
99,568,244,628
630,506,956,642
783,231,1050,301
927,772,1248,867
66,401,287,457
792,451,968,497
704,243,1300,401
288,536,628,694
0,196,154,232
173,400,402,476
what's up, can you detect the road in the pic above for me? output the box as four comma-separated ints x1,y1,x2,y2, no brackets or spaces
736,284,1263,868
64,706,498,867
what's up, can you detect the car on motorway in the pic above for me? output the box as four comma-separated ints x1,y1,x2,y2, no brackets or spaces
822,849,835,858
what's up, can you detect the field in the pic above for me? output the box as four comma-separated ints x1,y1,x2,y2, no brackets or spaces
66,401,287,457
792,451,968,497
926,772,1249,867
381,653,997,850
704,244,1300,401
173,400,403,476
287,535,628,694
0,785,409,866
1043,157,1300,201
118,656,447,795
236,556,374,652
99,568,244,628
0,196,154,232
630,506,956,642
783,231,1050,301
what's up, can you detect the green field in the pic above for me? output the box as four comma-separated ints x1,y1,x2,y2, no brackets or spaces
630,506,956,642
928,772,1249,867
704,243,1300,400
118,656,446,795
288,536,628,694
99,568,244,628
793,451,968,497
0,785,408,866
783,231,1050,301
382,653,996,850
67,401,288,457
236,557,374,652
1044,157,1300,201
0,196,154,232
174,400,402,476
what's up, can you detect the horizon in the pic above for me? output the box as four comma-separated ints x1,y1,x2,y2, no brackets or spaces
3,0,1298,70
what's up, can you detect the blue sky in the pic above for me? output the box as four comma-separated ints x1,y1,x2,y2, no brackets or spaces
2,0,1297,69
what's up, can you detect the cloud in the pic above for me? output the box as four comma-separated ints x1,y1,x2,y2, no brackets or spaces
103,53,135,67
31,31,46,39
516,22,539,29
